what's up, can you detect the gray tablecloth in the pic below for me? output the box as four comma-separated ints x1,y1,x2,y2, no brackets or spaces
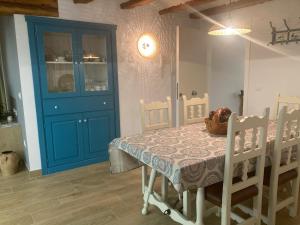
109,122,277,192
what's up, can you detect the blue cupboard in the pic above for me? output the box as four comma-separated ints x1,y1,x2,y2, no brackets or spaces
26,17,120,174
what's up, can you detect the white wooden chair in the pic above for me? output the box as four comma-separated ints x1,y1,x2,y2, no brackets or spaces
263,106,300,225
139,97,172,200
140,96,172,132
274,94,300,119
205,108,270,225
182,93,209,125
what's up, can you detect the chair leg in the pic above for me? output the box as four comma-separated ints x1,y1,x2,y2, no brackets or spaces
161,175,168,201
142,165,148,194
267,183,278,225
289,177,300,217
253,195,262,225
215,207,221,217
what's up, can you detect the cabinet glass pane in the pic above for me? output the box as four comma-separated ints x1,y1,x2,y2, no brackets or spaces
44,32,75,93
82,34,108,92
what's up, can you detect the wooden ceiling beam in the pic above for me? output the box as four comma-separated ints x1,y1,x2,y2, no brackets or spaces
73,0,94,3
190,0,272,19
120,0,155,9
159,0,216,15
0,0,58,17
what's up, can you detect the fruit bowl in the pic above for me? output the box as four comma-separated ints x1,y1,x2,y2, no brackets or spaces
205,107,231,135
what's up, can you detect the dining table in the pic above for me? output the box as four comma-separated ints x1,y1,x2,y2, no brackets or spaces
109,121,277,225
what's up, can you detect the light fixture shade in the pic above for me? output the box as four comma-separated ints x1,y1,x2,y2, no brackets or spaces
208,25,251,36
137,33,158,58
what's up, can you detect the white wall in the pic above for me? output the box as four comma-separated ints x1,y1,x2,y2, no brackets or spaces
0,16,29,166
11,0,185,171
14,15,41,171
178,26,208,125
208,36,246,113
187,0,300,118
179,26,208,98
218,0,300,118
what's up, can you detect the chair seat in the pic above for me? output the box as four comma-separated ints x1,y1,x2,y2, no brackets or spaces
263,166,298,186
205,179,258,207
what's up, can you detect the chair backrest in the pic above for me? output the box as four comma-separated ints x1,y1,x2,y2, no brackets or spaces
182,93,209,125
273,106,300,178
274,94,300,119
140,97,172,132
222,108,270,225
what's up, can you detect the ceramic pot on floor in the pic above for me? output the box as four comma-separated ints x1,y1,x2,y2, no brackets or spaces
0,151,20,176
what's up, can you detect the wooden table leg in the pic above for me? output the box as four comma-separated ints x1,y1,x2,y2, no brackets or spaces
142,165,148,194
195,188,205,225
142,169,157,215
183,190,192,219
161,175,168,201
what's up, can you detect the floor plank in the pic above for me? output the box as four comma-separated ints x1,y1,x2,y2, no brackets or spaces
0,162,299,225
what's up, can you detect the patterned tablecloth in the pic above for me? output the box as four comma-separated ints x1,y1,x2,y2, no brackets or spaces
110,121,277,193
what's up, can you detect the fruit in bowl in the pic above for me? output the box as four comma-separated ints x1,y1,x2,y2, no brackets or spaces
205,107,232,135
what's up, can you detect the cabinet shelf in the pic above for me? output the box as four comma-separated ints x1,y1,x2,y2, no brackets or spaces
46,61,73,64
46,61,107,65
83,62,107,65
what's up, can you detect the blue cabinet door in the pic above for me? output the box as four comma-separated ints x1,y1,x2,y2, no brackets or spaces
77,29,114,96
82,111,115,160
44,114,84,169
35,26,81,99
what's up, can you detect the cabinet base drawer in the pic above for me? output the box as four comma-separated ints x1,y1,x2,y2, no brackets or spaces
43,96,114,115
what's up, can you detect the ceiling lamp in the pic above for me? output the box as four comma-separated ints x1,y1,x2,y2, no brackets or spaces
208,25,251,36
208,0,251,36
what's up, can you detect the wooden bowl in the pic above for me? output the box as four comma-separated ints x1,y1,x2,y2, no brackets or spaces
205,118,228,135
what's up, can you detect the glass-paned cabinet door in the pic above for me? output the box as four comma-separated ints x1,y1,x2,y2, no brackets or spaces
79,32,112,94
38,28,79,98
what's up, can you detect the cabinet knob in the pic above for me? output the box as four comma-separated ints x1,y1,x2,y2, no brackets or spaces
54,105,59,110
80,62,83,64
75,62,78,65
83,119,87,123
103,101,106,105
78,120,82,123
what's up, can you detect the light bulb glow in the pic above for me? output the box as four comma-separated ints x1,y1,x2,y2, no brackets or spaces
208,26,251,36
137,34,157,58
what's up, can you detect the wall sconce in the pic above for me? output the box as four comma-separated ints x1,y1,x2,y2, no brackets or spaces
137,33,158,58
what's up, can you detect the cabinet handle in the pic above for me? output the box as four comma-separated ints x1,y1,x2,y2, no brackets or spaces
78,120,82,123
103,101,106,105
83,119,87,123
54,105,58,110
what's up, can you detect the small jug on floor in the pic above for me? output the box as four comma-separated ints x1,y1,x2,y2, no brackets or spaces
0,151,20,176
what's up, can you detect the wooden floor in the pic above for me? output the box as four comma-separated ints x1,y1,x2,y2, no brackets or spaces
0,162,299,225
